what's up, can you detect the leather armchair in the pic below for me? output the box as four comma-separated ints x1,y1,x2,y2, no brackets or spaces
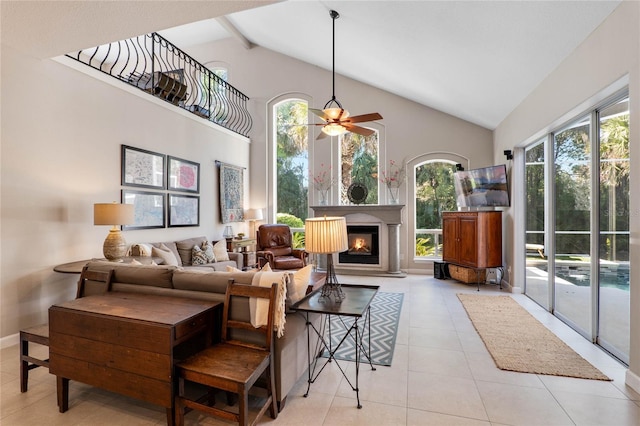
256,224,308,270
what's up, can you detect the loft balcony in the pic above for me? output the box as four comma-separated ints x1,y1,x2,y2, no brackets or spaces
66,32,252,137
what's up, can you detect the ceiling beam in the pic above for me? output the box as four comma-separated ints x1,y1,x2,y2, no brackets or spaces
216,16,253,50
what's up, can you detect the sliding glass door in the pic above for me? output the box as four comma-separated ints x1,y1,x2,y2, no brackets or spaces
597,97,629,363
553,115,592,335
522,93,630,363
524,141,548,309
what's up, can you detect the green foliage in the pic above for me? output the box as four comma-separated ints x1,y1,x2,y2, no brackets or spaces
415,162,457,230
340,132,379,204
276,213,304,228
276,100,309,220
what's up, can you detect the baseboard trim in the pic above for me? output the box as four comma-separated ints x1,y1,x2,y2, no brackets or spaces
1,333,19,349
625,369,640,395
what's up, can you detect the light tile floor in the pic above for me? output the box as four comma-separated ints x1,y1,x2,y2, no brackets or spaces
2,274,640,425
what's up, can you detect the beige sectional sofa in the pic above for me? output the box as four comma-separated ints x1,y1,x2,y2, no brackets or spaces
82,260,318,410
129,236,244,270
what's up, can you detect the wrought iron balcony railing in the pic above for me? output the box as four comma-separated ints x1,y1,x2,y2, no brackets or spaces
66,32,252,137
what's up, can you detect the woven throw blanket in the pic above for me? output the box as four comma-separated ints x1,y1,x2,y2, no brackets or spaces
250,271,288,337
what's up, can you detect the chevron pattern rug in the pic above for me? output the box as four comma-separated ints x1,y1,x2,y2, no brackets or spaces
323,292,403,366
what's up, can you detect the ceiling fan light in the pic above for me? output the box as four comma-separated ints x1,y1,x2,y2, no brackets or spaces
322,123,347,136
323,107,349,120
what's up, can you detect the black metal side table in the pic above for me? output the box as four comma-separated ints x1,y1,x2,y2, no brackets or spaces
291,284,379,408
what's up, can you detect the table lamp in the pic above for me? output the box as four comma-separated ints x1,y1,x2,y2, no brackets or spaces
305,216,348,302
244,208,263,239
94,202,135,261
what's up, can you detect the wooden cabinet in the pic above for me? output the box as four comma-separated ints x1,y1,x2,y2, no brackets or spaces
442,211,502,268
49,292,220,425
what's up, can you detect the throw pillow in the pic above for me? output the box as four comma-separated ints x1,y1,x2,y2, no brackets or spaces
212,239,229,262
191,245,209,265
130,243,153,257
201,240,215,263
287,265,313,305
152,243,179,266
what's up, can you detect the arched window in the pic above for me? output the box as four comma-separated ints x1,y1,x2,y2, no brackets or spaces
339,130,379,204
408,153,467,267
273,98,309,229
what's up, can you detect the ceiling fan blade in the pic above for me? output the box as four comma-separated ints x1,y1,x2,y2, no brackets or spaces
343,123,376,137
316,129,329,140
309,108,329,120
343,112,383,124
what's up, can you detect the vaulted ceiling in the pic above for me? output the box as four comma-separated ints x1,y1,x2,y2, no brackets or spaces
3,1,620,130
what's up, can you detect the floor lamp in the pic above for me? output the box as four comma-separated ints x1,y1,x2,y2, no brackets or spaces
305,216,348,302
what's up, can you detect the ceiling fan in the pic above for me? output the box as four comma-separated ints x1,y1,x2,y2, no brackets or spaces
310,10,383,140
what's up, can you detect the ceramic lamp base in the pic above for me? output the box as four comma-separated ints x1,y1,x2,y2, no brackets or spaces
103,228,127,261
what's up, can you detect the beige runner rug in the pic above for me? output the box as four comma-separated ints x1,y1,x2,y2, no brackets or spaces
458,294,610,381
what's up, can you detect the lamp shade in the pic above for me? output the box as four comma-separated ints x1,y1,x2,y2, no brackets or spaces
244,208,264,221
94,203,135,226
305,216,348,254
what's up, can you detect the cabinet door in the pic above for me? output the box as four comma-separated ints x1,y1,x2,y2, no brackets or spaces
458,215,478,267
442,215,459,263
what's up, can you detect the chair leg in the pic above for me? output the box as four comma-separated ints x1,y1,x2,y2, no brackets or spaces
20,336,28,393
239,385,249,426
268,362,278,419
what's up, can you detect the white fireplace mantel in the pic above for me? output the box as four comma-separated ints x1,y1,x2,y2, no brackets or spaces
310,204,405,274
310,204,404,225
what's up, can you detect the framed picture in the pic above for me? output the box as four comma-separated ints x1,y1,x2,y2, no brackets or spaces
219,162,244,223
121,145,165,189
168,194,200,227
168,156,200,193
121,190,165,230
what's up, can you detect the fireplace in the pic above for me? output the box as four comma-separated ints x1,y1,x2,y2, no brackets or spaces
311,204,404,275
339,225,380,265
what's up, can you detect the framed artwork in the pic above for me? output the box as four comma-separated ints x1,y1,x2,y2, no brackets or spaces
168,194,200,227
121,145,165,189
168,156,200,193
121,190,165,230
219,162,244,223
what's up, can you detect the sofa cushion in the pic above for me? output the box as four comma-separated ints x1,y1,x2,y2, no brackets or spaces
286,265,313,306
172,269,256,293
191,245,209,265
273,255,304,270
86,261,175,288
212,239,229,262
175,236,208,266
152,244,180,266
129,243,153,257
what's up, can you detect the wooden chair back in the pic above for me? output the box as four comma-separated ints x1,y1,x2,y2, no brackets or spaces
221,282,277,352
76,266,114,298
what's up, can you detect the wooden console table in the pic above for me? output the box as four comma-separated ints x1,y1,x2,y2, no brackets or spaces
49,292,220,425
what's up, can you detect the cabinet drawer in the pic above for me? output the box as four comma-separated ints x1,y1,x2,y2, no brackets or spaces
175,312,209,340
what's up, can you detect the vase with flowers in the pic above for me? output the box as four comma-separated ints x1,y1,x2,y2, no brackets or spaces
312,163,336,205
380,159,405,204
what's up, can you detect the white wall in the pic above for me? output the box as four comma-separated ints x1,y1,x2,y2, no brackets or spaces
0,44,251,341
186,38,494,272
493,1,640,388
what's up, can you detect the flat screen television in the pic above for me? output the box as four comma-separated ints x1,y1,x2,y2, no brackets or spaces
453,164,510,208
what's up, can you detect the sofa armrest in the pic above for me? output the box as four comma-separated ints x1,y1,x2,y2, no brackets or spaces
227,252,243,269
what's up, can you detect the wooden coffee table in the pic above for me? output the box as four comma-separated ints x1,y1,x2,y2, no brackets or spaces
49,292,220,426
